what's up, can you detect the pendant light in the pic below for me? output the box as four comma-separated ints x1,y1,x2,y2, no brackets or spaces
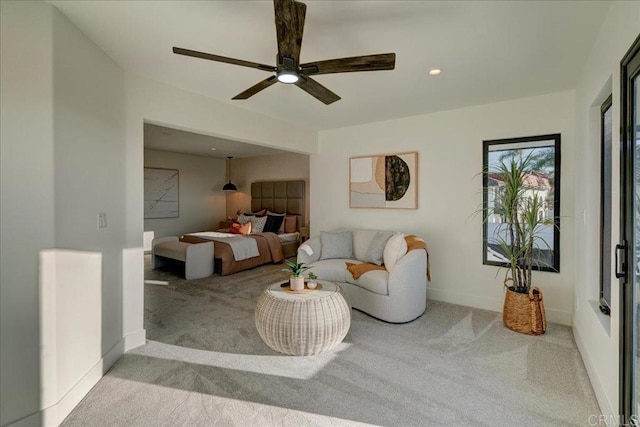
222,156,237,191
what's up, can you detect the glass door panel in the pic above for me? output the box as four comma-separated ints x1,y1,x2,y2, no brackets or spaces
632,67,639,422
621,34,640,424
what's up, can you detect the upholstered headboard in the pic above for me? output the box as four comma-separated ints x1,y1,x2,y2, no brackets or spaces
251,180,305,231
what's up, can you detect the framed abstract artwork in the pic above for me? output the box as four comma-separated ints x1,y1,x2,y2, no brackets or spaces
349,152,418,209
144,167,179,219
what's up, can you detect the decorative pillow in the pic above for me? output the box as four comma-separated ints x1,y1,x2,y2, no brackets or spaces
250,216,268,233
266,211,287,233
383,232,407,271
365,231,394,265
264,214,285,234
229,221,251,235
237,214,252,224
237,210,266,224
320,231,354,260
284,216,297,233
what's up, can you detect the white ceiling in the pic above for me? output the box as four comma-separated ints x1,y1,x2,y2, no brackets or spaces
51,0,610,133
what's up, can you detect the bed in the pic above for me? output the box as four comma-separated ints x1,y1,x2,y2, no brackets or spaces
180,180,305,276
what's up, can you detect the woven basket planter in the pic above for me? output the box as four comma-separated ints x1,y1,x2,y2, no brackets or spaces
503,280,547,335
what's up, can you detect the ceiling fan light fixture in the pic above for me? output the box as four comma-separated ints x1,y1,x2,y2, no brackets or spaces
277,69,299,83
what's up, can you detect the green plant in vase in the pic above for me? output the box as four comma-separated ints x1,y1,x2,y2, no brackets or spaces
307,272,318,289
281,260,311,291
482,151,556,335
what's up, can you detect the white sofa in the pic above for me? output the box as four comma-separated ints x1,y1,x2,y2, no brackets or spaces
297,229,428,323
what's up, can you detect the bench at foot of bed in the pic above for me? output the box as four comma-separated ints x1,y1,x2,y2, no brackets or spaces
152,236,214,280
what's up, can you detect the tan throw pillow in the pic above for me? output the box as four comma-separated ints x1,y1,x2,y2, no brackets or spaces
284,216,297,233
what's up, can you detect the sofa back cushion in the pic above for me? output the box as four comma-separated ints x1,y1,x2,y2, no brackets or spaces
352,230,380,261
320,231,354,260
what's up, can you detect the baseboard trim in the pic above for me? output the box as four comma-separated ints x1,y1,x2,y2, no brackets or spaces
41,339,125,426
573,320,613,417
124,328,146,352
427,287,572,326
6,411,42,427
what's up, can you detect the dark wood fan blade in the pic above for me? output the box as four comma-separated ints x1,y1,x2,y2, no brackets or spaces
295,76,341,105
232,76,278,100
274,0,306,65
173,47,276,72
300,53,396,75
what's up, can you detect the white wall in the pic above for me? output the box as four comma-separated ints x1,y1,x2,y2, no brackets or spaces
53,5,127,362
226,153,310,224
144,149,226,237
572,0,640,416
315,91,576,326
0,2,55,424
1,2,130,425
40,250,102,427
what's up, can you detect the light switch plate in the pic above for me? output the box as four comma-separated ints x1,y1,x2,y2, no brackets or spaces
97,213,107,229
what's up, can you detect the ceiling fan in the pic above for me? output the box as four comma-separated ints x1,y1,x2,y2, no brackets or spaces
173,0,395,105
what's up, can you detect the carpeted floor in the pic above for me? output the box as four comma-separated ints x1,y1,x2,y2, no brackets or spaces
62,255,600,426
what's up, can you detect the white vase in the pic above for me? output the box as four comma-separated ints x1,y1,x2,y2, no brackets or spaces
290,276,305,291
307,281,317,290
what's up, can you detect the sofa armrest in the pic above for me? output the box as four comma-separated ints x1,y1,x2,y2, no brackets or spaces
297,236,321,264
388,249,427,295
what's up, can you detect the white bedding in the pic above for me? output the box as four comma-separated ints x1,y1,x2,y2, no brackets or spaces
278,232,300,243
184,232,259,261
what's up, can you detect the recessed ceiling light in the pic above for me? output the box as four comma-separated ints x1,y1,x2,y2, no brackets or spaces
429,69,442,76
210,148,217,151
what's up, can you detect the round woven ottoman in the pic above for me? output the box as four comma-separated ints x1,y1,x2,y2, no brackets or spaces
255,281,351,356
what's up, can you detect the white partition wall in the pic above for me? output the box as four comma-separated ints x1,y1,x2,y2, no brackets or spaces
40,250,102,426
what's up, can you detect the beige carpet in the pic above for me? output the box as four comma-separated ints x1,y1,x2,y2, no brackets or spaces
62,255,599,426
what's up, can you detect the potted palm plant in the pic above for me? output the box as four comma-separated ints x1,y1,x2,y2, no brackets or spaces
282,259,312,291
485,152,553,335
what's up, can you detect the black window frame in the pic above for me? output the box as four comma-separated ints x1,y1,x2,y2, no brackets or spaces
599,94,613,315
482,134,561,273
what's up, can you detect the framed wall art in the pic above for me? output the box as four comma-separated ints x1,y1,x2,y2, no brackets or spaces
144,167,179,219
350,151,418,209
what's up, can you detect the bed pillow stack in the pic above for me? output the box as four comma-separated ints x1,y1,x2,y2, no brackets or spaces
236,210,297,234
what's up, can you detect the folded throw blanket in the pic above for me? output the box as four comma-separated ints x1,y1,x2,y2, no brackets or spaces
346,262,387,279
405,235,431,282
184,232,259,261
